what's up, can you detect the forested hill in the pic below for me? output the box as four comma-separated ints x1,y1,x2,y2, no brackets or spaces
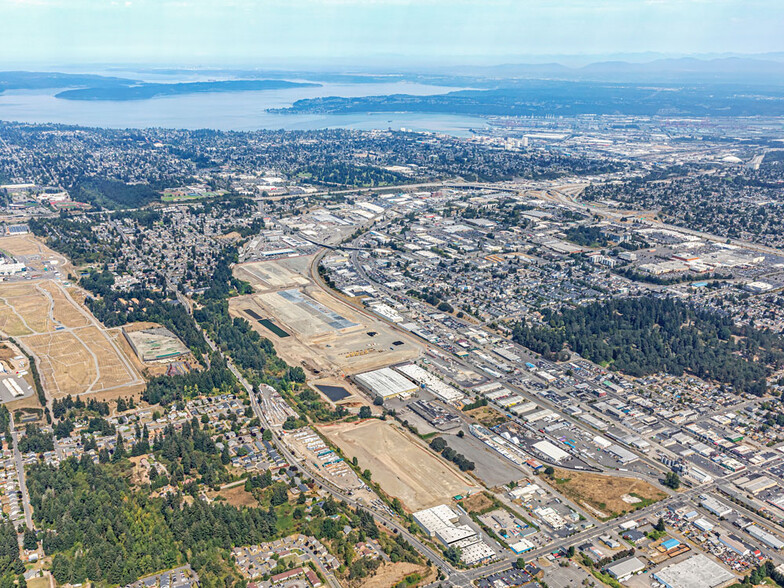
55,79,319,101
273,82,784,118
512,296,784,396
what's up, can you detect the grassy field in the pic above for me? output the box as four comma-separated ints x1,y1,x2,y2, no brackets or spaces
465,405,508,427
550,468,666,520
461,491,496,514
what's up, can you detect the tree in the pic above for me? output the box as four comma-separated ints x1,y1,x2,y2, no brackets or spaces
567,546,575,558
655,518,666,533
514,557,526,569
663,472,681,490
429,437,447,453
544,466,555,476
22,528,37,551
359,406,372,419
112,433,125,462
271,483,289,506
444,546,461,565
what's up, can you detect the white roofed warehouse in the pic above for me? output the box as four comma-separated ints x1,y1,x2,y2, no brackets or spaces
353,366,419,399
533,440,570,463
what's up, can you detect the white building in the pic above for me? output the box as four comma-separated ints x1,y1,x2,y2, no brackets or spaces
533,440,569,463
353,367,418,399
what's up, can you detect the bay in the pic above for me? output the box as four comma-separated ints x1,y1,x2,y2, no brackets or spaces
0,81,487,136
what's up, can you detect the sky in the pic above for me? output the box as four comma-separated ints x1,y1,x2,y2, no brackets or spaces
2,0,784,68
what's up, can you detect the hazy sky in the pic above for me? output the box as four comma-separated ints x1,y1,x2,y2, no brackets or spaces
3,0,783,67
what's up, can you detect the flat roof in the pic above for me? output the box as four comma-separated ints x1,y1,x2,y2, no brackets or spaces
533,440,569,462
606,556,645,579
354,367,418,398
653,554,735,588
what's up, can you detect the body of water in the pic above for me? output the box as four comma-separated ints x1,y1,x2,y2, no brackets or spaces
0,81,486,136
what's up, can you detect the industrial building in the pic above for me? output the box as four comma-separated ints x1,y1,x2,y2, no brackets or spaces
0,261,25,275
408,400,460,430
604,556,645,582
413,504,461,537
700,495,733,518
395,363,465,404
412,504,495,566
747,525,784,550
653,554,734,588
353,367,418,399
533,440,569,463
606,444,638,464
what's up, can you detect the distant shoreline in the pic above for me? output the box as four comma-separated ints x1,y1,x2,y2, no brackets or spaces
55,79,320,101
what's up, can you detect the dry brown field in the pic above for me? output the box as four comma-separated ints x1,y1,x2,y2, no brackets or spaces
319,419,480,511
0,279,141,399
551,468,666,519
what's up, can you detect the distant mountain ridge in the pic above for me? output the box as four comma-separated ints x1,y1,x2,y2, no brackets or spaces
456,57,784,84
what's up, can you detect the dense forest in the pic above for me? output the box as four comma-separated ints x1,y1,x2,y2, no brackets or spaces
0,518,24,586
29,217,120,265
28,456,272,587
28,453,422,588
512,296,784,395
69,178,161,209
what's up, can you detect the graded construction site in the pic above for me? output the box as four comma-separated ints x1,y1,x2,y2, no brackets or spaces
319,419,480,511
0,278,142,399
230,256,421,385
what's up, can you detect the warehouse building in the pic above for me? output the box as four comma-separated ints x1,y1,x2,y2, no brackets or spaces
747,525,784,550
605,557,645,582
353,367,418,399
533,440,569,463
607,444,638,464
653,554,734,588
412,504,461,537
395,363,465,404
700,495,733,518
413,504,495,566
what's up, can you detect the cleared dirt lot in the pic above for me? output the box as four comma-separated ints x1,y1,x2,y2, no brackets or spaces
234,258,311,292
231,256,421,379
550,468,666,520
0,280,141,399
0,233,73,273
319,419,480,511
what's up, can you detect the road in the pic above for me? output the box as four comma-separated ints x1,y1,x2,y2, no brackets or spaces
324,226,672,482
301,196,784,583
9,413,33,530
163,267,474,586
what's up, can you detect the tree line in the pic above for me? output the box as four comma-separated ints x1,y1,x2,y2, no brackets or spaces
512,296,783,396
